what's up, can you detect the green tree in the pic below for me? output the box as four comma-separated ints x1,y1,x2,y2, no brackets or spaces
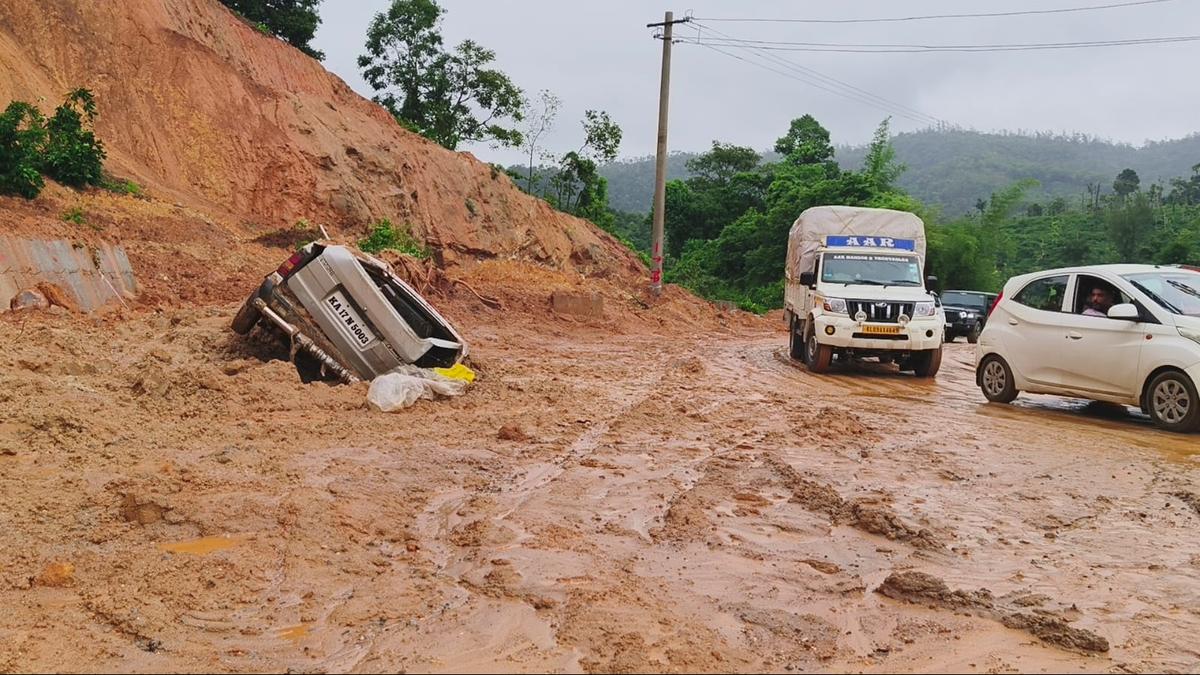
1112,168,1140,200
358,0,524,149
220,0,324,60
518,89,560,194
686,141,760,185
1106,192,1154,260
548,110,622,215
774,114,835,167
42,88,105,188
861,117,905,191
0,101,47,198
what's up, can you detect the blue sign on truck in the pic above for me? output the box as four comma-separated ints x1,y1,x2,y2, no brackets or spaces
825,235,916,251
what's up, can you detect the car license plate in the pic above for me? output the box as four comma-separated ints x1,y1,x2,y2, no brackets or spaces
325,290,377,348
863,324,902,335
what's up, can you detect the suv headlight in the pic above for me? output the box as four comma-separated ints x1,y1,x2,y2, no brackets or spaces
962,311,976,319
913,301,937,318
1179,326,1200,346
820,297,848,314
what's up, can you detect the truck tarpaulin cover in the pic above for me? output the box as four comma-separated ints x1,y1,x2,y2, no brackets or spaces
785,206,927,280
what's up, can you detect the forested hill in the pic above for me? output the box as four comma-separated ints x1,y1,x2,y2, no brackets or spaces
601,128,1200,216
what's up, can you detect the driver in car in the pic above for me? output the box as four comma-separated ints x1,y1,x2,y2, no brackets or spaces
1083,285,1116,317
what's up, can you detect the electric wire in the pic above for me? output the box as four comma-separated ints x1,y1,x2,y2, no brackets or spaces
691,0,1177,24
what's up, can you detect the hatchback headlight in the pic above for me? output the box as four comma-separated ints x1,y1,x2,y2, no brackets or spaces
913,301,937,318
1179,326,1200,346
820,297,848,314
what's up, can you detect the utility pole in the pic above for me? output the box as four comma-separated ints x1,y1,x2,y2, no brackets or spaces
647,11,689,297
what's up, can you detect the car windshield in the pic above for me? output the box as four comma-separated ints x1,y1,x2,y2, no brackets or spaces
1124,271,1200,317
821,253,922,286
940,292,989,310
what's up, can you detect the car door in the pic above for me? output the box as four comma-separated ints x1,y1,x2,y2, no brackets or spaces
1001,274,1073,387
1054,274,1145,399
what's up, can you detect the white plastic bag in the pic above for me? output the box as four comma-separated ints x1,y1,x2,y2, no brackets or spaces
366,366,469,412
367,373,428,412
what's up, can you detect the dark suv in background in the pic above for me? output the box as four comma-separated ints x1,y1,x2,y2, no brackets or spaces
941,290,998,343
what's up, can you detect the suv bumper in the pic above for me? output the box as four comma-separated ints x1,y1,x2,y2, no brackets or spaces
813,314,943,351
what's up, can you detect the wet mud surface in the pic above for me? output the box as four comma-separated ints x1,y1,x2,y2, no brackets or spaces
2,310,1199,673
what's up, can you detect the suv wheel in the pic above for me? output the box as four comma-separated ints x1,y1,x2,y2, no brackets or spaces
231,294,262,335
1146,371,1200,433
912,347,942,378
979,355,1018,403
804,327,833,374
967,321,982,344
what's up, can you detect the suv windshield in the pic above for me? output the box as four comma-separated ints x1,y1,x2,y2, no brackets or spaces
1124,271,1200,316
941,292,990,310
821,253,922,286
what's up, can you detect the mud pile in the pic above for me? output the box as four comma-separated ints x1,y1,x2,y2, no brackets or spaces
0,0,640,278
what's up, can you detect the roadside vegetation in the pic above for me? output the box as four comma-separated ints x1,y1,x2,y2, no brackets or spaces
0,88,105,199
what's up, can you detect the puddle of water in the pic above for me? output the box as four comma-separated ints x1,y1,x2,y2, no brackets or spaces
278,623,311,642
158,535,245,555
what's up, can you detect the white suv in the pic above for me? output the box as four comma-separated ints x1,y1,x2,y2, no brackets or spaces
976,264,1200,433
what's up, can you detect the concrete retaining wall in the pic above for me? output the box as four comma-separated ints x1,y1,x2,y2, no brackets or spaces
0,236,137,312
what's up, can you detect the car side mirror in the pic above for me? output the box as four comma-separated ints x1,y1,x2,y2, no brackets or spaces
1107,303,1140,321
799,271,815,287
925,275,938,289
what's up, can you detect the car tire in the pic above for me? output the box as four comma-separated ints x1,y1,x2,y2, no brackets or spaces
979,355,1019,403
789,317,805,360
967,321,982,344
1145,370,1200,433
804,327,833,374
231,294,262,335
912,347,942,378
943,331,955,343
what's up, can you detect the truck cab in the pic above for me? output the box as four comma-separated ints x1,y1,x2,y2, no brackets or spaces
784,207,944,377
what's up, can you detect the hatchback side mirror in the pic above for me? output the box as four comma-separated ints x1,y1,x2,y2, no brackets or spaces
1107,303,1140,321
925,275,938,289
799,271,816,287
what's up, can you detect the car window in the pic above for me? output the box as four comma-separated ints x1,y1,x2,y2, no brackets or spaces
1073,274,1132,315
1013,275,1068,312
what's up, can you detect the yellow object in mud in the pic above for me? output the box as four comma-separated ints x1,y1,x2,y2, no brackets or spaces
434,363,476,383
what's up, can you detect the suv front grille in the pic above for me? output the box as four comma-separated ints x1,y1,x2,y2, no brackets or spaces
847,300,915,324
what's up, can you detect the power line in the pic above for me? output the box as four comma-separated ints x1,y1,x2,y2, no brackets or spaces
675,33,1200,53
691,0,1177,24
690,40,943,127
686,22,946,127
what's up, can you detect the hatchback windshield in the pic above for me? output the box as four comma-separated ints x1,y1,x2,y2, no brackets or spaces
821,253,922,286
1124,271,1200,316
941,292,990,310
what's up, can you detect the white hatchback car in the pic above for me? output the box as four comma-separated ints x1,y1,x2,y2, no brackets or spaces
976,264,1200,432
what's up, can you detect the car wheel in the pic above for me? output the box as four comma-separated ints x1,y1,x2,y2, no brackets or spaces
1146,371,1200,433
979,355,1018,403
804,327,833,374
967,321,982,344
231,294,262,334
943,331,954,343
913,347,942,378
789,317,805,360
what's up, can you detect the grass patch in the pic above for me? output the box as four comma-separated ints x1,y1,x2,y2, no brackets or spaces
61,206,86,225
99,173,142,196
358,218,429,259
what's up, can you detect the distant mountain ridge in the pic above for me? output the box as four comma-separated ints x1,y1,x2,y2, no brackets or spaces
600,128,1200,216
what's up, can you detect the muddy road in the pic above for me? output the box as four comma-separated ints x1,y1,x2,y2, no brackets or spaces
1,308,1198,673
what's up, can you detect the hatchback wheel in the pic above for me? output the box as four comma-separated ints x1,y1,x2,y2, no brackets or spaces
1146,371,1200,433
979,355,1018,403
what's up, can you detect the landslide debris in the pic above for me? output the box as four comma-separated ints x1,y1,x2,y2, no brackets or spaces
876,571,1109,653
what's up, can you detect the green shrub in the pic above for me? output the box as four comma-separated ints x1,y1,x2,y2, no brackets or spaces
100,174,142,196
42,88,105,188
0,101,48,199
358,218,429,259
61,206,86,225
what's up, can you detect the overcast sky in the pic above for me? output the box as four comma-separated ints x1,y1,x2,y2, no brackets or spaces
311,0,1199,166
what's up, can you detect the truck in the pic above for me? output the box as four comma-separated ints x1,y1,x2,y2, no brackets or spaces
783,205,944,377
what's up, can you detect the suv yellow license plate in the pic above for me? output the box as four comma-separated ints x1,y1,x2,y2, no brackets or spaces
863,325,902,335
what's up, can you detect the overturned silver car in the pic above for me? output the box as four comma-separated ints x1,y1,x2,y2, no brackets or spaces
232,243,467,383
